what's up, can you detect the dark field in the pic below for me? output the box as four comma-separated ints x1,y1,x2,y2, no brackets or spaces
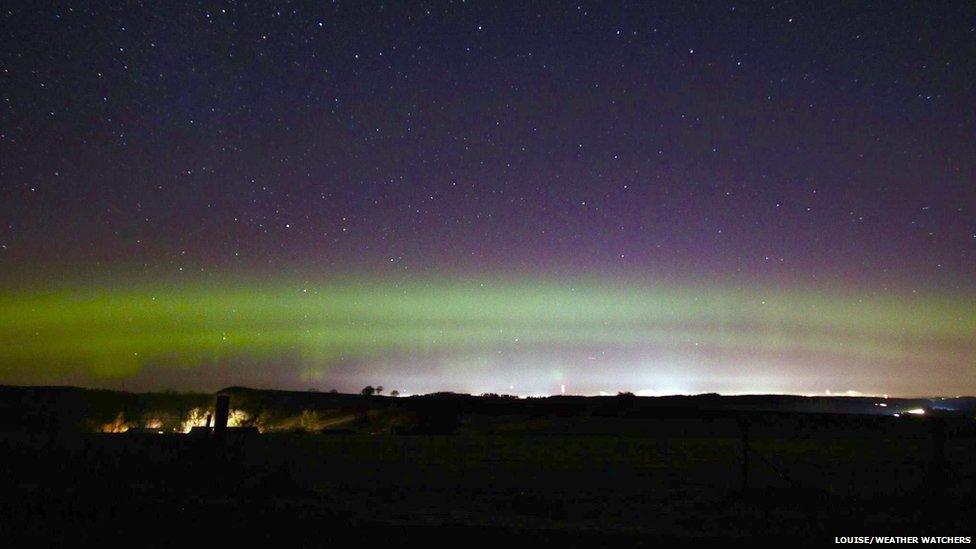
1,387,974,544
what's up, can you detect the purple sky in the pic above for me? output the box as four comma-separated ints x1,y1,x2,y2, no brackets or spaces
0,2,973,394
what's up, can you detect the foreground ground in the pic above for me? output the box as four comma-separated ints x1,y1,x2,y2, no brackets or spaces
2,416,973,544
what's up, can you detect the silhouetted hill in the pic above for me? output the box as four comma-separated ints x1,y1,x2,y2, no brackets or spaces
1,384,973,435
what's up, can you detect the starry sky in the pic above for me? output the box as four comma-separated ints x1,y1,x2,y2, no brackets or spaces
1,2,974,396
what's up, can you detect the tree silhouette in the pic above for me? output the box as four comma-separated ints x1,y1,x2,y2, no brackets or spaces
360,386,375,396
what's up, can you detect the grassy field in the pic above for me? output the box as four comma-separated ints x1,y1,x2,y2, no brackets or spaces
2,419,973,544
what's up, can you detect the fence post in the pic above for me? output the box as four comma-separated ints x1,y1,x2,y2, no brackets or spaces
931,418,945,465
739,418,750,492
214,395,230,439
930,417,946,491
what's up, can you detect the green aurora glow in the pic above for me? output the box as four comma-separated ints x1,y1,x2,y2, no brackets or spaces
1,278,973,396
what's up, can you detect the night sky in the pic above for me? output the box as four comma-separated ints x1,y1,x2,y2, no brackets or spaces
1,2,974,396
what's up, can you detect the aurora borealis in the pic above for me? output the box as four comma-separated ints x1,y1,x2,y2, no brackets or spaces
1,278,973,395
1,2,974,396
